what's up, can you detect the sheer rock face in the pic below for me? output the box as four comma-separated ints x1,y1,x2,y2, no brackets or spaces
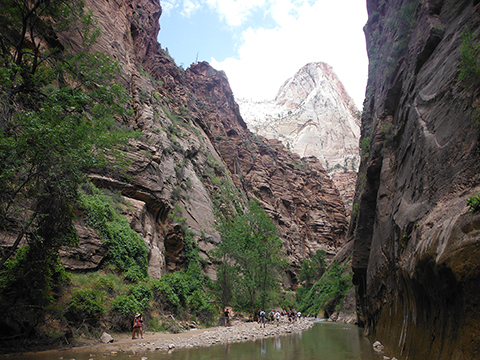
58,0,222,278
350,0,480,358
54,0,348,279
184,62,348,268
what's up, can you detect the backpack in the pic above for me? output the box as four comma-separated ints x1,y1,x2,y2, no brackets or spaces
260,311,265,317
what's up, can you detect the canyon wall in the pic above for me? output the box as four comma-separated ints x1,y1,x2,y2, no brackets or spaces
51,0,348,281
350,0,480,358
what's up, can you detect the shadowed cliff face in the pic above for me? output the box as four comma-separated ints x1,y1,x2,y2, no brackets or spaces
45,0,349,281
350,0,480,358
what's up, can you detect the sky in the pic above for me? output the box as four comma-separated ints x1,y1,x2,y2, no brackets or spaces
158,0,368,109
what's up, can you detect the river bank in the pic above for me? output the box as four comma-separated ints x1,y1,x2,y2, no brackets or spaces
2,317,315,359
129,317,315,353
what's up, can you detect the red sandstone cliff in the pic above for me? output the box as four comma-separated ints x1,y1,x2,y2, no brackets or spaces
43,0,349,281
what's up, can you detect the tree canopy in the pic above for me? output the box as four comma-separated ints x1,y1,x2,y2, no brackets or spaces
215,199,287,312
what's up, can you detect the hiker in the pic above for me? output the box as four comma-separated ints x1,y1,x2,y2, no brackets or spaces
275,310,281,326
224,308,230,327
259,309,266,328
132,313,143,339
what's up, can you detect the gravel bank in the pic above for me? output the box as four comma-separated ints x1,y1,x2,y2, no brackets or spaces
0,318,315,359
129,317,315,353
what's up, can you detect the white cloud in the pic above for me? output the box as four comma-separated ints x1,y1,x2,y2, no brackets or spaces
167,0,267,26
181,0,202,17
211,0,368,109
205,0,267,26
161,0,179,17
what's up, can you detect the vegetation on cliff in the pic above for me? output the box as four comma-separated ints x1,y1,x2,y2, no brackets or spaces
296,252,352,318
78,183,148,277
0,0,351,351
0,0,134,343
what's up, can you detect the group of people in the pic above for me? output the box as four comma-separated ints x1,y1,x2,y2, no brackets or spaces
258,309,302,327
136,307,306,336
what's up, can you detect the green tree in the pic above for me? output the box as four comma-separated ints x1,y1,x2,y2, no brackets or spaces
0,0,132,336
296,259,352,316
298,250,327,285
215,200,286,312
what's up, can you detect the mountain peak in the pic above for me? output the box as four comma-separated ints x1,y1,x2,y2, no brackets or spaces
276,62,357,113
238,62,360,173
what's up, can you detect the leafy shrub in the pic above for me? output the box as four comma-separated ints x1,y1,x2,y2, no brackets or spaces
67,289,105,324
361,137,371,158
152,277,181,310
296,260,352,316
298,250,327,285
124,266,145,283
351,203,359,217
129,284,153,311
151,263,215,323
111,294,141,316
280,290,297,311
467,194,480,212
79,183,148,275
458,29,480,88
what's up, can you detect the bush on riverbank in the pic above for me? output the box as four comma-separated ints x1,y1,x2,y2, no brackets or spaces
296,259,352,317
62,267,215,337
0,182,217,352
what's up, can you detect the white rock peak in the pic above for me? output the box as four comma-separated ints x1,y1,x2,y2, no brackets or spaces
238,62,360,173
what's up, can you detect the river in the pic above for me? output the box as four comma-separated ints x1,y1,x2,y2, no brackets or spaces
1,321,382,360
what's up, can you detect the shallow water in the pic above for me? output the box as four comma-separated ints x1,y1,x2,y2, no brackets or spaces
1,321,382,360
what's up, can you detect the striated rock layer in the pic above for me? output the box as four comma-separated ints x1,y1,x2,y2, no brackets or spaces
349,0,480,358
184,62,348,271
7,0,349,282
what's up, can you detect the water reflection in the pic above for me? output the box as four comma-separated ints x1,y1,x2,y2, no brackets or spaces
0,321,382,360
162,321,380,360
